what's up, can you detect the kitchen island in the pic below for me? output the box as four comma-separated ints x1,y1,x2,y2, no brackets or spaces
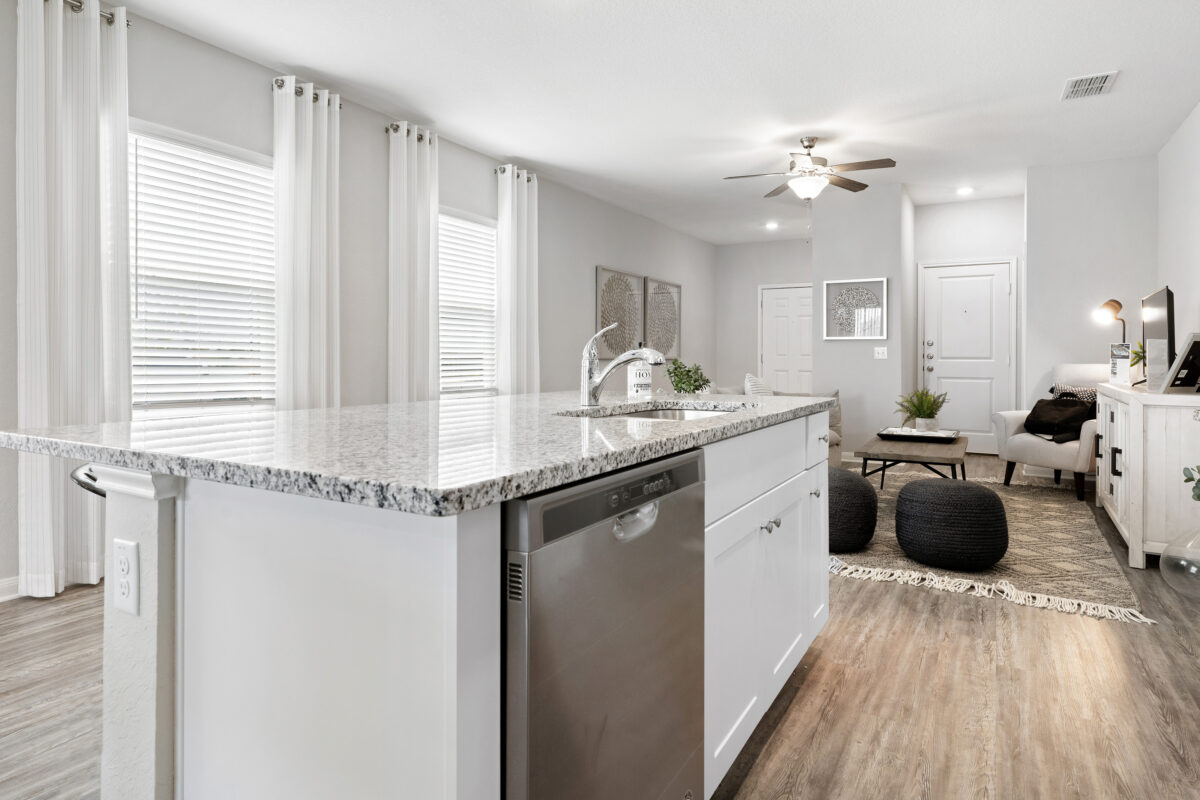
0,390,834,800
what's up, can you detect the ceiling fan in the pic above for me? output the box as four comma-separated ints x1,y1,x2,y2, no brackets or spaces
724,136,896,200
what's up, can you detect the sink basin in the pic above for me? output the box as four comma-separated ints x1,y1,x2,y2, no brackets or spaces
615,408,734,421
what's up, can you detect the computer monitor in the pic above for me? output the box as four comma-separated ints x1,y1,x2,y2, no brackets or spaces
1141,286,1176,387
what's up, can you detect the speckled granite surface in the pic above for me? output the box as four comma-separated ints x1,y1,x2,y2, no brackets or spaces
0,391,833,516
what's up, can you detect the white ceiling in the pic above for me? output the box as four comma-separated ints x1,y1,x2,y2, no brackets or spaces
125,0,1200,245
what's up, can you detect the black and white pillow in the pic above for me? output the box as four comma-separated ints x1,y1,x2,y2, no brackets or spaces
1051,383,1097,404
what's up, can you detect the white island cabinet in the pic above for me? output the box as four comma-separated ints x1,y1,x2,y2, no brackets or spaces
0,391,834,800
703,413,830,798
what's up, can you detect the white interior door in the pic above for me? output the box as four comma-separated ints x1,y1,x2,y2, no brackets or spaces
920,262,1014,454
760,286,813,393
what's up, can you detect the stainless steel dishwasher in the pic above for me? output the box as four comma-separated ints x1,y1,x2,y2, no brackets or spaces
503,450,704,800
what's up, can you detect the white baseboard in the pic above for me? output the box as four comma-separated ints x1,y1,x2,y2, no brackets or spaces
0,576,19,603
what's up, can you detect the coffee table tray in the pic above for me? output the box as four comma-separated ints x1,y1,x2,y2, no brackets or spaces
877,427,960,444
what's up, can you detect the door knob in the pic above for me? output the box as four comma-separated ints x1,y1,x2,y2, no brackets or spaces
926,365,935,372
771,517,782,528
810,488,821,498
818,433,829,443
926,340,934,346
761,521,775,533
926,353,935,359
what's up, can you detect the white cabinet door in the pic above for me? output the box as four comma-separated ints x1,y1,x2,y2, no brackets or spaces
704,495,766,798
802,462,830,644
805,411,829,470
758,474,809,699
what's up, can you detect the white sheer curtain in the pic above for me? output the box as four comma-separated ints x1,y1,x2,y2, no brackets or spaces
387,122,440,402
273,75,341,411
496,165,539,395
15,0,130,597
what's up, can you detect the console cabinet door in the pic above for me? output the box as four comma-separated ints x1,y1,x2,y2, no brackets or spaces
802,462,830,645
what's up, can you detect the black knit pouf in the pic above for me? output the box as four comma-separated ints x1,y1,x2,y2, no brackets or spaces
828,467,877,553
895,480,1008,571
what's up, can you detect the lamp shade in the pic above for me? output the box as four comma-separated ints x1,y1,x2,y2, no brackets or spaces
1092,298,1127,342
788,175,829,199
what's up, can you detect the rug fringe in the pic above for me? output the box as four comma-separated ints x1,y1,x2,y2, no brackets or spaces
828,555,1156,625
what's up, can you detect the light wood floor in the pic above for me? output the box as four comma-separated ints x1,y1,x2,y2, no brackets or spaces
1,457,1197,800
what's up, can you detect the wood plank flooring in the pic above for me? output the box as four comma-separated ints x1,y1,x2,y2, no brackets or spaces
716,456,1200,800
0,456,1197,799
0,585,102,800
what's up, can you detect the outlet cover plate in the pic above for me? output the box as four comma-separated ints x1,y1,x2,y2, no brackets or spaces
113,539,139,616
874,347,888,360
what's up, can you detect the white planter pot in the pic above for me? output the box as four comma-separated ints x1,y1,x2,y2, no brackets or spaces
915,417,939,432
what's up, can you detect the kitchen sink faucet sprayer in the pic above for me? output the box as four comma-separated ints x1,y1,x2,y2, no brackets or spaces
581,323,665,407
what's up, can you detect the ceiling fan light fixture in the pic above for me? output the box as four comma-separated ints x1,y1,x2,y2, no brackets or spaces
788,175,829,199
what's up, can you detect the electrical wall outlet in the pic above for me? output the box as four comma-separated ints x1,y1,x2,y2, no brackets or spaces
113,539,140,616
874,347,888,360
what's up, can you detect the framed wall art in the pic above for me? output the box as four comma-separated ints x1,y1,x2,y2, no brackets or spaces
823,278,888,340
595,266,645,359
644,277,682,360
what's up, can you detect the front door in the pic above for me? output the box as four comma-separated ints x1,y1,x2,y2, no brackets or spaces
920,261,1014,454
760,285,813,393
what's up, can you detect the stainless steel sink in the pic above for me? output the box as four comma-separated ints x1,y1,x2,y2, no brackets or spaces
614,408,734,421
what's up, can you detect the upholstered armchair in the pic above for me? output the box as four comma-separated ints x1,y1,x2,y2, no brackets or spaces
992,363,1109,500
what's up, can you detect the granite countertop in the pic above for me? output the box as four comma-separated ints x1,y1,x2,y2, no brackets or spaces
0,391,834,516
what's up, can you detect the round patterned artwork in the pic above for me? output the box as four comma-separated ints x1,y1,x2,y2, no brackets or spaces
646,282,680,356
831,286,882,337
600,273,641,353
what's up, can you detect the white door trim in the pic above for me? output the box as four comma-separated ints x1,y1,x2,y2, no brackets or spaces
757,283,813,380
916,257,1020,415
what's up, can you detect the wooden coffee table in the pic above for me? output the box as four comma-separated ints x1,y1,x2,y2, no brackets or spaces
854,435,969,488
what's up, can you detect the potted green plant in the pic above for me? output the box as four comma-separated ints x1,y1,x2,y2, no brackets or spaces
666,359,711,394
895,388,949,433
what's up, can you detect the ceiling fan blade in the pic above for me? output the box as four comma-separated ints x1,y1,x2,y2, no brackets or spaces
831,158,896,172
723,172,787,180
764,182,791,198
828,174,868,192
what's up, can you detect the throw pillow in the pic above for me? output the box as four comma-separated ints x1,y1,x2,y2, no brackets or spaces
1051,383,1098,405
744,373,774,396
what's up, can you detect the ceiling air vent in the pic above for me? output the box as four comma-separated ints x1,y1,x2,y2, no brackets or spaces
1062,71,1118,100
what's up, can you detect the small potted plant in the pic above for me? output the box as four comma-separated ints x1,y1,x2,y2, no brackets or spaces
666,359,711,394
896,388,949,433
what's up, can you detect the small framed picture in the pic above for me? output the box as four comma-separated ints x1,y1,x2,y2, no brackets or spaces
824,278,888,340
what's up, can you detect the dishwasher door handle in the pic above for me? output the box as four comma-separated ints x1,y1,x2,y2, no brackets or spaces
612,501,660,543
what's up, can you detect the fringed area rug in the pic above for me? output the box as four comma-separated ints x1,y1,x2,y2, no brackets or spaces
829,472,1154,624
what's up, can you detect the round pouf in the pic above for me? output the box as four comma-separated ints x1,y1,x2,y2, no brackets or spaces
828,467,877,552
895,480,1008,570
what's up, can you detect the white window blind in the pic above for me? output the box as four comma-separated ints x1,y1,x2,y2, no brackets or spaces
129,132,275,409
438,213,498,395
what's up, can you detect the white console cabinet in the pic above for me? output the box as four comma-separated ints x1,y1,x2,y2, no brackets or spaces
702,413,830,798
1096,383,1200,568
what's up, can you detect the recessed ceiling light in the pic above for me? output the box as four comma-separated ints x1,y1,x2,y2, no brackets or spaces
764,220,779,231
956,186,975,197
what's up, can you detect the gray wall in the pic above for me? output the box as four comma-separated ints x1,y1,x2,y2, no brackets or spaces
1158,99,1200,338
711,239,812,389
0,1,17,590
1025,157,1158,406
914,195,1025,264
812,184,908,451
0,8,718,589
538,179,717,394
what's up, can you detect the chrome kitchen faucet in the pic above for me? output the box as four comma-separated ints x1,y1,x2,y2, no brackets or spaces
580,323,665,407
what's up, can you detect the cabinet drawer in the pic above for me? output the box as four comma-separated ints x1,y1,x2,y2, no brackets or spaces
703,417,807,525
805,411,830,469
